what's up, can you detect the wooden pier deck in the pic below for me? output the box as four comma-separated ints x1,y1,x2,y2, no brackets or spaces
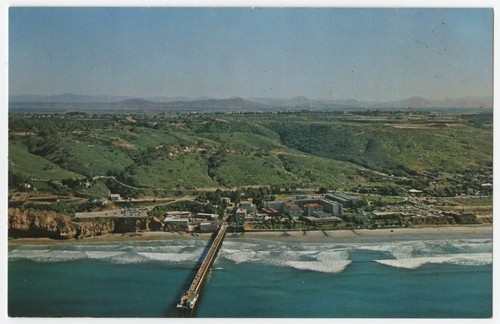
176,223,228,312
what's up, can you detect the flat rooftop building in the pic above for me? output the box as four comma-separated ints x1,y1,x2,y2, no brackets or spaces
165,211,191,218
311,211,331,218
163,217,189,229
199,222,218,232
196,213,218,220
239,201,255,211
303,216,342,226
325,193,357,208
304,203,323,216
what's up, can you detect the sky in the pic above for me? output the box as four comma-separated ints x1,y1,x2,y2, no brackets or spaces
8,7,493,101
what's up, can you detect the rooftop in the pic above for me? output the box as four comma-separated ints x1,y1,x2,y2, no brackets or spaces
284,204,302,211
305,203,322,208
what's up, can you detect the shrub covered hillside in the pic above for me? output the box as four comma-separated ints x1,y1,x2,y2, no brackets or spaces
8,111,492,199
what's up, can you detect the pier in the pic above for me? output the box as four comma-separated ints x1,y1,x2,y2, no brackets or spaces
177,223,228,313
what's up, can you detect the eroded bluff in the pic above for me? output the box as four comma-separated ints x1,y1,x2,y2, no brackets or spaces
8,208,164,240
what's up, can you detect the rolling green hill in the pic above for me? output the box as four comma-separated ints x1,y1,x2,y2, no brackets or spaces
129,153,221,190
266,114,492,175
8,111,493,199
9,139,85,180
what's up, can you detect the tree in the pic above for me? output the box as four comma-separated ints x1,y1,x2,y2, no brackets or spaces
8,171,28,189
317,187,328,194
270,217,276,229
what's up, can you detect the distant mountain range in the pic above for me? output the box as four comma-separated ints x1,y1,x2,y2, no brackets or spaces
249,95,493,109
9,93,493,112
9,93,213,104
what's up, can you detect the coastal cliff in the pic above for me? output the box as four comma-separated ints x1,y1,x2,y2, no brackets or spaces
8,208,164,240
9,208,79,239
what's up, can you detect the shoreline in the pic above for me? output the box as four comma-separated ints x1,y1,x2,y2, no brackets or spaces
8,224,492,245
235,224,493,242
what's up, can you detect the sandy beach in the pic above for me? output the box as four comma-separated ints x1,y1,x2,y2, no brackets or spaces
8,224,492,245
236,224,493,242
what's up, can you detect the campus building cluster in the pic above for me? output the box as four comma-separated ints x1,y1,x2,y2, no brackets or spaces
234,192,358,227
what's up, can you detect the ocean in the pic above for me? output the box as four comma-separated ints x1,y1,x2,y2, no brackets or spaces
8,231,493,318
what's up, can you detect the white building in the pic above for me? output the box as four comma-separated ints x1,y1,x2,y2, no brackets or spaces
239,201,255,212
200,222,218,232
163,217,189,229
196,213,218,220
165,211,191,218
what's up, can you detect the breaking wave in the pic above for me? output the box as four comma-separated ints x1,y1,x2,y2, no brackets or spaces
8,240,206,264
375,253,492,269
219,240,352,273
286,260,352,273
221,249,259,264
218,237,491,273
9,237,492,273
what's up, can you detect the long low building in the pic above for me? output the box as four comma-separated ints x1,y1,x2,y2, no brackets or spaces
199,222,218,232
163,217,189,229
310,211,331,218
165,211,191,218
324,193,357,208
303,216,343,226
196,213,218,220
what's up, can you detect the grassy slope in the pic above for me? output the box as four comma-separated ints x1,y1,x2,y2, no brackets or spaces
92,127,197,149
213,132,285,152
274,151,366,189
267,117,492,174
129,153,221,189
44,137,135,177
9,139,84,180
74,181,111,198
366,125,493,172
212,152,298,187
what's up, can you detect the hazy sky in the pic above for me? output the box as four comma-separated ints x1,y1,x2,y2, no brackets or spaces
9,7,493,101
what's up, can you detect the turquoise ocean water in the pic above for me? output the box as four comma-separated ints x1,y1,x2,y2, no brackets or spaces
8,232,492,318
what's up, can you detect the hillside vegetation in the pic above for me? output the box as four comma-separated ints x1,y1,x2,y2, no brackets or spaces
8,111,492,199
